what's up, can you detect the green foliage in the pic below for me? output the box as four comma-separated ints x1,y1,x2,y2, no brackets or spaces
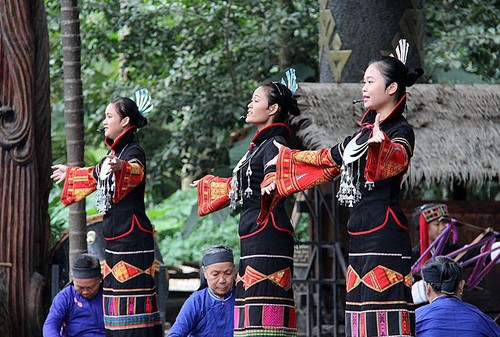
45,0,497,259
149,188,240,265
46,0,319,205
425,0,499,83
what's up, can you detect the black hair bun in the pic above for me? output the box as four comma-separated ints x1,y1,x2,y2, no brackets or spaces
289,97,300,117
135,115,148,128
405,67,424,87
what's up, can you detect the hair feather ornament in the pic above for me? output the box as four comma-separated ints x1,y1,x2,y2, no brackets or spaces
280,68,298,95
390,39,409,65
134,88,153,115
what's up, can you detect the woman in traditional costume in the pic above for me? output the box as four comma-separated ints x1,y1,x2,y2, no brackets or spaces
51,90,163,337
192,70,300,336
268,41,424,336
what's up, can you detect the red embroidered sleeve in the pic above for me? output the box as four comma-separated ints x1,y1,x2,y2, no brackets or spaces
113,161,145,203
256,172,281,225
61,166,97,206
197,175,232,216
276,146,340,197
261,172,276,190
365,133,410,182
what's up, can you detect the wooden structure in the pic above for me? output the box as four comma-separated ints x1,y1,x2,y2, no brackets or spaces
0,1,52,336
290,83,500,336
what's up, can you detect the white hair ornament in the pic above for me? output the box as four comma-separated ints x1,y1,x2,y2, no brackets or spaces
280,68,298,95
390,38,409,65
134,88,153,115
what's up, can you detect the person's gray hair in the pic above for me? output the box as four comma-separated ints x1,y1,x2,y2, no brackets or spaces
421,256,463,295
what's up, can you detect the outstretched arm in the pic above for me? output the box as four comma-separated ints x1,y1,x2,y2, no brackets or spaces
53,165,97,206
195,175,232,216
271,140,341,197
111,155,145,203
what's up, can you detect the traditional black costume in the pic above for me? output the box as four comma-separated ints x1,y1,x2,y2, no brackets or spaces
197,123,297,336
275,96,415,336
60,127,163,337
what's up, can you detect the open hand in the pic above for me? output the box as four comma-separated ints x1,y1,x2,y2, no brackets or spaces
50,164,68,184
261,181,276,195
104,155,123,173
367,114,384,143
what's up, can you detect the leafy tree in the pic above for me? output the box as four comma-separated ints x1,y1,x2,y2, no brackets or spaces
47,0,319,204
45,0,498,263
425,0,499,83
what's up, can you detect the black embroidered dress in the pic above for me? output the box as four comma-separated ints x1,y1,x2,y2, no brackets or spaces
60,127,163,337
275,98,415,336
196,123,297,337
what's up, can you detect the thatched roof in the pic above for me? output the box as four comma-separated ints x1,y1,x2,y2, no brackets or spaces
291,83,500,186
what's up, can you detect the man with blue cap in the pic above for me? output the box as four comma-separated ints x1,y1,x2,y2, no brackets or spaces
43,254,105,337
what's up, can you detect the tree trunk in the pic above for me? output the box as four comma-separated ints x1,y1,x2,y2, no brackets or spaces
319,0,424,83
61,0,87,269
278,0,295,70
119,0,130,81
0,0,52,335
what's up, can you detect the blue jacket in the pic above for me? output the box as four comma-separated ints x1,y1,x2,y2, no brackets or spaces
416,296,500,337
43,284,105,337
169,288,235,337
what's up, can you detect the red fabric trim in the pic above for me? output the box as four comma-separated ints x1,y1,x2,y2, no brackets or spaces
348,208,390,236
346,266,361,292
113,161,144,203
362,265,403,292
60,166,97,206
104,126,137,150
250,123,291,143
289,307,297,328
257,172,283,225
275,146,340,197
134,214,154,234
380,94,406,124
388,207,408,230
269,212,293,235
348,207,407,236
364,133,409,182
105,214,134,241
401,310,412,335
197,175,231,216
240,218,268,239
260,172,275,188
105,214,153,241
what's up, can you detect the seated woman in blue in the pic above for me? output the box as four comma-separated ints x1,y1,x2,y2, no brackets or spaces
168,245,235,337
416,256,500,337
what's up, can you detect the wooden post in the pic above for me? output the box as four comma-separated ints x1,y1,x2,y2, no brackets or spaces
0,1,52,336
0,263,12,337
